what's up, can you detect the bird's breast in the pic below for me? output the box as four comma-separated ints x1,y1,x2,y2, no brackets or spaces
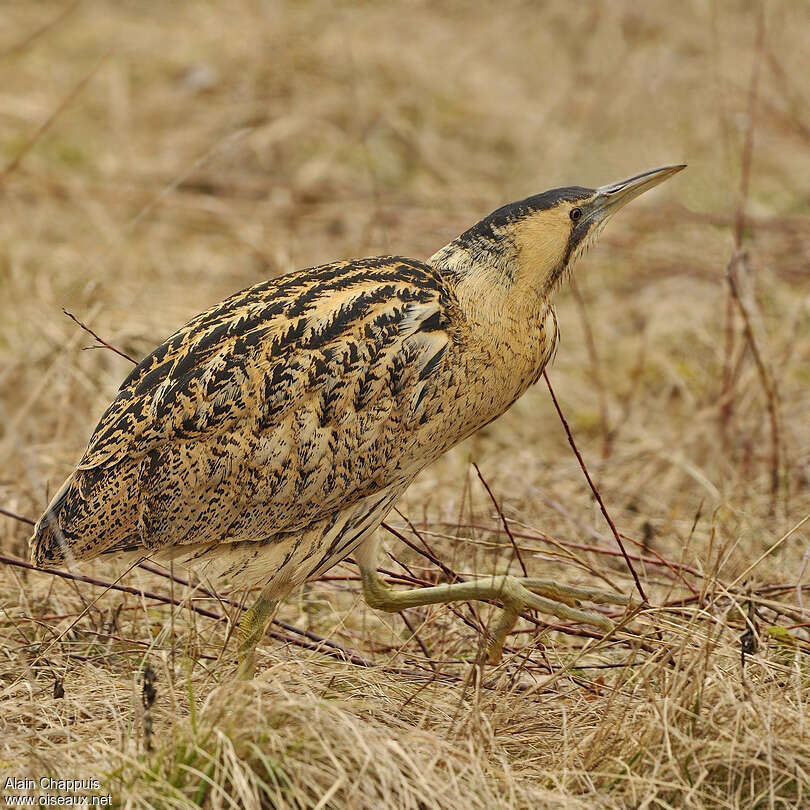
403,303,558,466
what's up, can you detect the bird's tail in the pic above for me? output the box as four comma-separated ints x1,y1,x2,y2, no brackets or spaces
30,475,75,567
30,460,141,567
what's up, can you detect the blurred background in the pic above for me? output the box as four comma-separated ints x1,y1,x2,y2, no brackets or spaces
1,2,809,806
3,0,809,569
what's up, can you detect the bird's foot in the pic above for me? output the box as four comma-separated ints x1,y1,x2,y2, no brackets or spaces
360,568,634,665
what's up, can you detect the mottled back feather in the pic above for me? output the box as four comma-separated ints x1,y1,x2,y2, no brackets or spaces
31,257,473,567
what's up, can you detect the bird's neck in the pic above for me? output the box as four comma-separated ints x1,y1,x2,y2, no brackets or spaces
429,238,555,332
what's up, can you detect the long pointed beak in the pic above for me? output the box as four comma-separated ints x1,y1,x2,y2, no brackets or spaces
594,164,686,216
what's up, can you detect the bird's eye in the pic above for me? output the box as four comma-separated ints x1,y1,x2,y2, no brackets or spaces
570,207,583,222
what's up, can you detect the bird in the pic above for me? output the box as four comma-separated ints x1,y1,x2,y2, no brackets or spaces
31,164,684,678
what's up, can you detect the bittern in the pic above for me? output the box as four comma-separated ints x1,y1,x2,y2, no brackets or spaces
32,164,684,678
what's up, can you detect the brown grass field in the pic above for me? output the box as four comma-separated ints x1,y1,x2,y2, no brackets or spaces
1,2,809,807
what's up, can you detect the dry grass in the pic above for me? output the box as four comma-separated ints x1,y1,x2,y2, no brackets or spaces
2,2,810,807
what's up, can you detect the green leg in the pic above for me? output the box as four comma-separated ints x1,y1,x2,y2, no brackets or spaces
359,566,632,664
237,588,278,680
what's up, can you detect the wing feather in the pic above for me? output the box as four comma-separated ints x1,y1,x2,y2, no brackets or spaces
33,256,459,564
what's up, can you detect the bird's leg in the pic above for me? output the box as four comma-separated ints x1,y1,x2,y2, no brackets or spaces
237,586,278,680
485,604,521,664
357,561,632,664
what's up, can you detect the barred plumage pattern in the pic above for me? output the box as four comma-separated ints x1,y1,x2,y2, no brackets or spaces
30,166,685,677
32,254,557,594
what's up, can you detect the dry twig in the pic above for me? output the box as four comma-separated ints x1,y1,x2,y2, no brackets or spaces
543,370,648,604
473,462,528,577
63,309,138,364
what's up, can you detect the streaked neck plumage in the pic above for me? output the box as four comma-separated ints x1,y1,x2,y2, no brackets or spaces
428,226,562,330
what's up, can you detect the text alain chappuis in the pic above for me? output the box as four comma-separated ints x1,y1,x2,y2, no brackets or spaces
3,779,111,806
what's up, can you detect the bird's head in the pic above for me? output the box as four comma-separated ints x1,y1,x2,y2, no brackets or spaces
431,164,685,318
